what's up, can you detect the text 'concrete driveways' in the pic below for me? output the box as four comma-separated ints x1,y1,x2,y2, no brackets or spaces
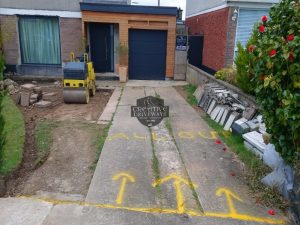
0,86,286,225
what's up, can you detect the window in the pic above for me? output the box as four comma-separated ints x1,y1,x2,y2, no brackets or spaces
19,16,61,65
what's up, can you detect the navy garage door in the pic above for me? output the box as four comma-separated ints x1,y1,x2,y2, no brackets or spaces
129,29,167,80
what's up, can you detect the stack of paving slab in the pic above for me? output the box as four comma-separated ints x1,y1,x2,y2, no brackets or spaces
18,83,59,108
194,83,268,157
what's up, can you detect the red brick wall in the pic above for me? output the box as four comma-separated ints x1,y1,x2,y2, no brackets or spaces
186,8,230,71
0,15,19,65
60,18,83,62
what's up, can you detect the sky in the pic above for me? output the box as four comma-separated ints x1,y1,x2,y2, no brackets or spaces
131,0,186,18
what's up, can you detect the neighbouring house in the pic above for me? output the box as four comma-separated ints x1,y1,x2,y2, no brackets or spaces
186,0,279,73
0,0,178,80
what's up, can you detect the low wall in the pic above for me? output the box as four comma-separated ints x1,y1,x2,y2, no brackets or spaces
186,63,257,107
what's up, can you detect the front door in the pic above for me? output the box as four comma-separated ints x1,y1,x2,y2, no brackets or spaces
89,23,113,73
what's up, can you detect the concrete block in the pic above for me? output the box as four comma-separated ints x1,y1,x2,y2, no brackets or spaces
242,131,266,153
21,83,36,90
20,92,30,106
35,100,52,108
43,92,58,101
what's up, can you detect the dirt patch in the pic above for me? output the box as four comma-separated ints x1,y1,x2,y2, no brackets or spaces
5,82,113,197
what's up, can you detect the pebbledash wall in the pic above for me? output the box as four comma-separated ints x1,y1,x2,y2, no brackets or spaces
0,13,83,76
186,7,237,72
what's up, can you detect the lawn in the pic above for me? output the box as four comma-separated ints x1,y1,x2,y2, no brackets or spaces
0,94,25,175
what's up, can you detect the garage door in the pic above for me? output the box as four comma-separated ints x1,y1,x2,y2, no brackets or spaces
129,29,167,80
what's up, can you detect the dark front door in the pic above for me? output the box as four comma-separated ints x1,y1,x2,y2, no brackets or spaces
129,29,167,80
89,23,113,73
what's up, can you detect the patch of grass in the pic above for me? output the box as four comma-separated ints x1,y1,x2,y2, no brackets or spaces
34,120,58,167
90,122,112,170
155,93,161,100
183,84,198,106
202,116,288,210
0,94,25,175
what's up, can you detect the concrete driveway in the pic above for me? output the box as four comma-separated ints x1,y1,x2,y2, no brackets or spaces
0,85,286,225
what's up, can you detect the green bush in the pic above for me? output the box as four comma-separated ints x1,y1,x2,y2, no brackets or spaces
0,93,5,166
235,42,256,94
214,67,237,85
238,0,300,165
0,54,5,81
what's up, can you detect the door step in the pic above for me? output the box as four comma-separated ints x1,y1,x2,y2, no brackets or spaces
95,73,119,81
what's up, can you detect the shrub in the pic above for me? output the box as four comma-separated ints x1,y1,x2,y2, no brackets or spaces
240,0,300,164
0,93,5,166
235,42,256,94
214,67,237,85
0,54,5,81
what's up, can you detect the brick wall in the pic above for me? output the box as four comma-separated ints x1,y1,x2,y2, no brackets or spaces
0,15,19,65
186,8,232,72
60,18,83,62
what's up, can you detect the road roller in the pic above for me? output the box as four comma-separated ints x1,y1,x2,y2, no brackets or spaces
63,53,96,104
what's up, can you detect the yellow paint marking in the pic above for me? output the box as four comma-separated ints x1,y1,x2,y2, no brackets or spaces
151,132,167,142
203,187,286,224
178,131,195,139
133,133,147,140
108,133,129,141
198,131,218,139
17,195,285,224
152,173,197,214
216,187,243,215
113,172,135,205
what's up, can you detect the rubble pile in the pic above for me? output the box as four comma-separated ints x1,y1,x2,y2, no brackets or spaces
0,79,19,94
17,83,59,108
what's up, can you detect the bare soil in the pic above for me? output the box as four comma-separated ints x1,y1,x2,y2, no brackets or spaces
5,82,113,198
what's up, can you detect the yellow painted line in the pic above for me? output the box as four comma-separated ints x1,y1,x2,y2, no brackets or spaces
17,196,285,224
112,172,136,205
152,173,198,214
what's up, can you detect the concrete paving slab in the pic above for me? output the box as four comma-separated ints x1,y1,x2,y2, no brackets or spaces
42,203,250,225
86,87,158,208
126,80,188,87
97,87,122,124
0,198,53,225
155,87,284,223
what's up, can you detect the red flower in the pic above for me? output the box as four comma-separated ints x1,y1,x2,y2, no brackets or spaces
215,139,222,145
268,210,275,215
289,52,294,62
269,49,277,57
287,34,294,41
259,25,265,33
261,15,268,22
259,75,266,81
248,45,255,53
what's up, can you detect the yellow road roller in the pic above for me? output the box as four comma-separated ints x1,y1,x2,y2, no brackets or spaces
63,53,96,104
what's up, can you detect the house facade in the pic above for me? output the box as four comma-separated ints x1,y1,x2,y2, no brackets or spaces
186,0,279,73
0,0,177,80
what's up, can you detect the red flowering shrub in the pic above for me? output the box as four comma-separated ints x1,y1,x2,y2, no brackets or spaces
262,15,268,22
236,0,300,164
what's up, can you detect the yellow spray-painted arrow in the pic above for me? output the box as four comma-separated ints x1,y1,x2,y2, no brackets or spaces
113,172,136,205
216,187,243,216
152,173,198,214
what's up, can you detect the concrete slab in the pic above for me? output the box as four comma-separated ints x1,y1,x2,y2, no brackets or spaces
21,83,36,90
126,80,188,87
86,87,158,208
97,87,122,124
155,87,284,222
35,100,52,108
0,198,53,225
42,203,241,225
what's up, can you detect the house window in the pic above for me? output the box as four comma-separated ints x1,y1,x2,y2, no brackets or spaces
19,16,61,65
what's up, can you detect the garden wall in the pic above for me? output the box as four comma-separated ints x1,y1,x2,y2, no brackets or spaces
186,63,257,107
